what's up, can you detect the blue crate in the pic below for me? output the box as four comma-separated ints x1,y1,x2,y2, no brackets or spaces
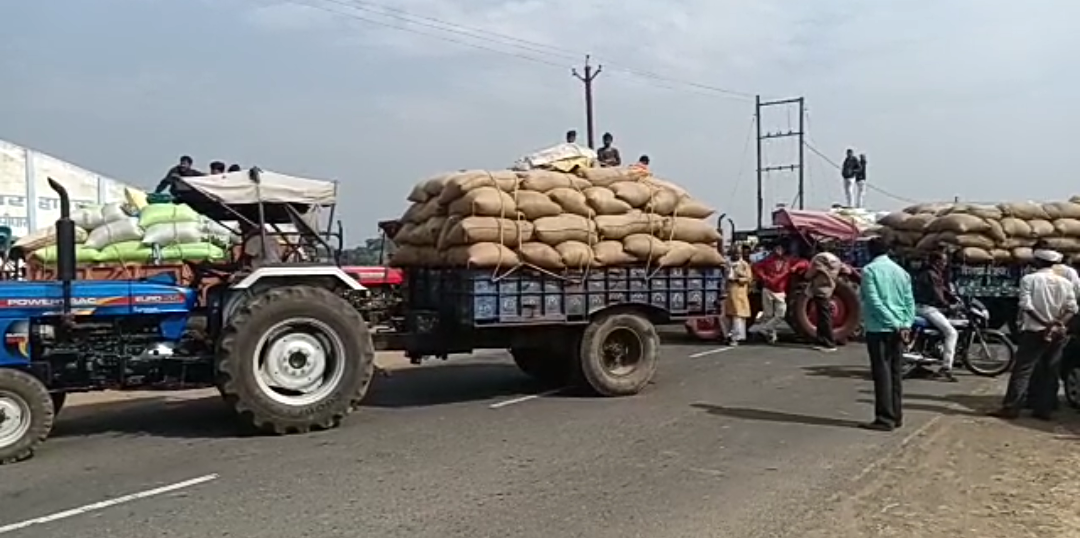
405,266,724,326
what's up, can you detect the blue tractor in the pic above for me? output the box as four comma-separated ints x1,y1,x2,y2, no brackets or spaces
0,173,374,463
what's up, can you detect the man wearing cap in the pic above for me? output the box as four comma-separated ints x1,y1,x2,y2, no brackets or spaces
1026,241,1080,411
992,248,1078,420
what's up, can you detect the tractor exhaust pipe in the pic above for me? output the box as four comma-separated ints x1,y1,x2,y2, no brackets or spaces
47,178,76,319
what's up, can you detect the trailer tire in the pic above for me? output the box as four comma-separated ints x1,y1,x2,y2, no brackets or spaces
790,281,861,342
217,285,375,435
575,312,659,396
0,369,54,465
510,347,573,387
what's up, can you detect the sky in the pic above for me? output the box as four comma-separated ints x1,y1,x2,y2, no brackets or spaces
2,0,1078,241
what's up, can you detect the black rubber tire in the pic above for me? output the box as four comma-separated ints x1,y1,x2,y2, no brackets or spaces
1063,360,1080,410
0,369,54,465
575,312,659,396
50,392,67,416
789,281,862,342
510,347,573,387
962,331,1016,378
217,285,375,434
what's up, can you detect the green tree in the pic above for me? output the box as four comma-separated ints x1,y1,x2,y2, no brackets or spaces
341,236,395,265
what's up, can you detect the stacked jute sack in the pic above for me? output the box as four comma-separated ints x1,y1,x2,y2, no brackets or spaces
389,167,726,270
875,197,1080,264
23,202,236,265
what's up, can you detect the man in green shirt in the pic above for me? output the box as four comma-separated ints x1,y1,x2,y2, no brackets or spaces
859,237,916,431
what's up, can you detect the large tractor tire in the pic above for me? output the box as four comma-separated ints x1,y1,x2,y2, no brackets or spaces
510,346,574,387
217,285,375,434
574,312,660,396
0,369,55,464
789,281,862,342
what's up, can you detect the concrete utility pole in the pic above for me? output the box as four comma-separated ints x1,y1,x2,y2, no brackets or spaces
572,55,602,149
754,95,806,231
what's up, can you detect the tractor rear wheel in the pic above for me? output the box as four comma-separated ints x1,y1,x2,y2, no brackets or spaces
0,369,54,464
217,285,375,434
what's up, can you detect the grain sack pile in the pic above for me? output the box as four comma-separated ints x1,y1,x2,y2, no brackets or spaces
389,167,726,270
876,197,1080,264
23,201,236,265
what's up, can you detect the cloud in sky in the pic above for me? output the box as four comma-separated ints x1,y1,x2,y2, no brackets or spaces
1,0,1078,237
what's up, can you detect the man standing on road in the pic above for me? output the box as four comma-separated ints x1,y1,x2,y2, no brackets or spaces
805,246,844,352
1026,240,1080,411
859,237,916,432
841,148,861,208
597,132,622,167
751,242,793,345
913,250,960,382
991,249,1077,420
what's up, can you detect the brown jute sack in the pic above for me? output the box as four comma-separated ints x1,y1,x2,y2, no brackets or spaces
555,241,594,269
1013,247,1035,263
437,170,519,204
532,214,598,245
644,177,688,197
594,211,664,240
623,234,669,261
514,190,563,220
517,242,564,269
959,247,993,263
926,213,990,234
584,187,633,215
1041,237,1080,252
1042,202,1080,220
903,202,952,215
1054,218,1080,237
991,249,1012,263
953,234,996,250
645,188,681,216
878,212,909,229
593,241,637,266
447,187,517,217
915,233,940,251
998,202,1050,221
404,216,446,246
547,188,595,217
985,220,1007,244
401,198,442,224
438,216,534,249
898,213,935,232
609,181,653,208
444,242,520,268
576,166,648,187
999,217,1033,237
1029,219,1055,237
392,223,418,245
673,198,715,219
407,173,451,203
947,204,1002,221
662,217,722,243
690,243,726,266
517,170,591,192
657,241,697,266
1005,237,1036,248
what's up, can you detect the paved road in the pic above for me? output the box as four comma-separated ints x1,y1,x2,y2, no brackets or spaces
0,332,998,538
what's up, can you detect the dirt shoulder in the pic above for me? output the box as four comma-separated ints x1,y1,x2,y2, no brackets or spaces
800,396,1080,538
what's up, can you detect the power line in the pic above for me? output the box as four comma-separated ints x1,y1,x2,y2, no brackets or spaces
282,0,757,100
727,115,756,202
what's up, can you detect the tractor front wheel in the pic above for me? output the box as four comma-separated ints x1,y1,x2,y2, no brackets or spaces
217,285,375,434
0,369,54,464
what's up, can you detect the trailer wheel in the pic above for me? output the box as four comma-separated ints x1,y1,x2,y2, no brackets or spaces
790,281,861,342
0,369,54,465
217,285,375,434
575,312,659,396
510,347,572,387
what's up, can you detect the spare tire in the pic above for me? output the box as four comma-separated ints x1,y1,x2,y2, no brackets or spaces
789,280,862,342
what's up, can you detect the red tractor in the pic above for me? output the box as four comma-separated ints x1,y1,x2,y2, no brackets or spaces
685,208,865,343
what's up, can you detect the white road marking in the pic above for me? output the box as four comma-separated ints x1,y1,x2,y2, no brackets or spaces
489,389,562,409
688,347,734,358
0,474,219,535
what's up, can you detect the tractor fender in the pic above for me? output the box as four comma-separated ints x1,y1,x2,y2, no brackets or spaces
231,266,366,291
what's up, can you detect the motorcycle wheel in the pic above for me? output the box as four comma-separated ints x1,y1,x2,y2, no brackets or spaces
962,330,1016,377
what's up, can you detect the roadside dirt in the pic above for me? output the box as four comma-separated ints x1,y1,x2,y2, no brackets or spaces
801,396,1080,538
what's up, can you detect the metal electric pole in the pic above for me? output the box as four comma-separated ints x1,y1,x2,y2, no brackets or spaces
572,55,602,149
754,95,806,231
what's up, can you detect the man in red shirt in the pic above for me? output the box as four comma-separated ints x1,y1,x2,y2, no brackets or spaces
751,242,794,344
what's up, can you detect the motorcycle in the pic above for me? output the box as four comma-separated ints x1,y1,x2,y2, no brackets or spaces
902,297,1016,378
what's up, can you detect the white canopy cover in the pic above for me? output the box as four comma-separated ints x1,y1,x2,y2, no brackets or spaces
182,168,337,206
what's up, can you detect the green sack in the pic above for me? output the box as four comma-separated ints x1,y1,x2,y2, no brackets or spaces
33,245,101,264
139,203,201,228
98,241,154,263
146,193,174,205
160,242,227,262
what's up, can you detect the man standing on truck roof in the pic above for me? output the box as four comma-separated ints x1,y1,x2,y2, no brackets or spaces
750,241,793,345
805,246,844,352
155,155,203,196
597,132,622,167
859,237,916,431
913,250,960,382
854,154,867,208
991,249,1077,421
841,148,862,208
566,130,578,144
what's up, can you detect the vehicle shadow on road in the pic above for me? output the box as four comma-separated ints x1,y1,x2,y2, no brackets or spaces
690,402,864,429
52,395,248,440
857,389,1080,436
364,362,547,408
803,364,872,380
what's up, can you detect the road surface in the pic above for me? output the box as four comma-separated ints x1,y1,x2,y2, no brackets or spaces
0,334,998,538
